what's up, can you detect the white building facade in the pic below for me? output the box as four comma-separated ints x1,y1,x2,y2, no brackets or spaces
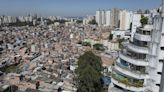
110,1,164,91
101,10,106,25
106,10,111,26
131,14,141,41
119,10,132,30
96,10,107,26
96,10,102,25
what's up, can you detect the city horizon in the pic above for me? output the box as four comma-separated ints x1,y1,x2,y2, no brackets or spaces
0,0,161,17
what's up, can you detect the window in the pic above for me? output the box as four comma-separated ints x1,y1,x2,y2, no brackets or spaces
156,84,160,87
161,47,164,50
157,72,162,75
159,60,164,62
117,35,121,38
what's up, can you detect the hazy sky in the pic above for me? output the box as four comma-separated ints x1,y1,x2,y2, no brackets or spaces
0,0,162,17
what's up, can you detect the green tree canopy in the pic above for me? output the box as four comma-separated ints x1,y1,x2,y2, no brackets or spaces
88,19,97,25
76,20,83,24
76,51,103,92
140,15,148,26
118,38,124,50
93,44,105,51
108,34,113,41
82,42,91,47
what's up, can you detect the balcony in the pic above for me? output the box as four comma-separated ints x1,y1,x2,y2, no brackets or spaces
134,27,152,42
111,73,145,92
114,59,149,79
127,43,149,54
119,52,149,66
134,33,151,42
111,78,145,92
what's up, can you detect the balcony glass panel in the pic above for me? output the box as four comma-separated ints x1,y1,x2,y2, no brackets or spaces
112,72,144,87
118,59,147,74
122,50,146,60
136,29,151,35
131,38,148,47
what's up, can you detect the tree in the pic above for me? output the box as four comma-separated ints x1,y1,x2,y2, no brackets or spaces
76,51,103,92
93,44,105,51
88,19,97,25
46,19,54,25
82,42,91,47
76,20,83,24
118,38,124,50
140,15,148,27
8,21,34,27
108,34,113,41
53,19,67,24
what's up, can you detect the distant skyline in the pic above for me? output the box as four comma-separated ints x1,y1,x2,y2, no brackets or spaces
0,0,162,17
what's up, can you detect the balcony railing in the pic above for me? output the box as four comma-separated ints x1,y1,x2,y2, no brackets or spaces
130,41,148,48
119,52,149,66
112,72,144,87
111,75,145,91
128,43,149,54
136,28,151,35
114,60,149,79
116,60,147,74
134,33,151,42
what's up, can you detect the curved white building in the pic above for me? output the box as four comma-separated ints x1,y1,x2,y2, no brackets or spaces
111,1,164,92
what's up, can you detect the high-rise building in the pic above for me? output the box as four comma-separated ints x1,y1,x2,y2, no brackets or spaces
96,10,102,25
96,10,106,26
83,15,95,25
1,16,17,24
28,15,33,22
101,10,106,25
110,1,164,92
106,10,111,26
110,8,120,28
83,18,88,25
87,15,95,21
119,10,132,30
131,14,141,41
18,16,25,22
